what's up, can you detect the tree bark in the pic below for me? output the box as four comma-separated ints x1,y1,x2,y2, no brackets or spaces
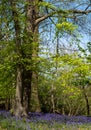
82,86,90,116
11,0,28,117
11,0,41,117
26,0,41,112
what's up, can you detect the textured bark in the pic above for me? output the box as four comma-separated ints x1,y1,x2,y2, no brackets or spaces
14,68,23,116
22,69,32,113
26,0,41,112
11,0,43,117
30,26,41,112
11,0,28,117
30,72,41,112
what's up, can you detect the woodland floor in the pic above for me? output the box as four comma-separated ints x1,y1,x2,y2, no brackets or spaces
0,111,91,130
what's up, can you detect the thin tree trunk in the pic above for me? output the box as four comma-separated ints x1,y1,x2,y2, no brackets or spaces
5,98,10,111
82,86,90,116
51,84,55,113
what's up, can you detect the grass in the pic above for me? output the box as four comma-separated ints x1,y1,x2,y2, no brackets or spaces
0,111,91,130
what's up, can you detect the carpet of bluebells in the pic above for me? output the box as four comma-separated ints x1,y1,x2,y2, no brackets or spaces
0,111,91,130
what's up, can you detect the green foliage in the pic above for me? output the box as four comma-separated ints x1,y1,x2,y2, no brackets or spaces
0,41,15,99
56,22,77,32
38,49,91,114
38,1,56,9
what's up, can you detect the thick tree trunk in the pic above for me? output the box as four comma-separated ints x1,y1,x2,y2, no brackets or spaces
26,0,41,112
30,26,41,112
30,72,41,112
14,68,24,116
22,69,32,113
11,0,41,117
11,0,28,117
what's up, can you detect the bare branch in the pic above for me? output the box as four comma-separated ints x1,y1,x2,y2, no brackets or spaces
35,11,59,26
35,9,91,25
69,9,91,14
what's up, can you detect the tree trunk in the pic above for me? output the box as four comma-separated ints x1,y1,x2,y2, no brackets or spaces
22,69,32,113
14,68,26,117
26,0,41,112
30,72,41,112
5,98,10,111
30,26,41,112
84,92,90,116
51,84,55,113
82,86,90,116
11,0,41,117
11,0,28,117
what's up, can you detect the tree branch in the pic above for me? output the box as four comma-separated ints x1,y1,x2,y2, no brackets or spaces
35,9,91,25
69,9,91,14
35,10,67,25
